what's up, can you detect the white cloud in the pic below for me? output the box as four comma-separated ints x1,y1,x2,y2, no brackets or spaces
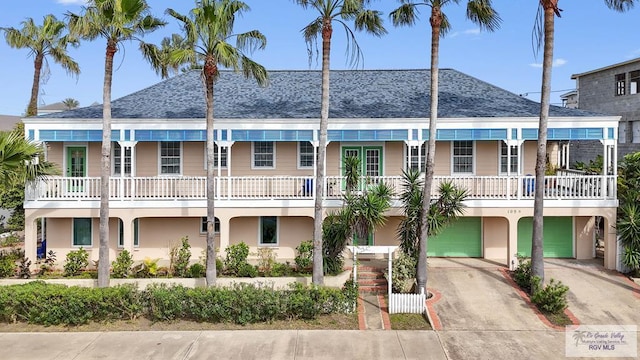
56,0,87,5
529,58,568,68
464,28,481,35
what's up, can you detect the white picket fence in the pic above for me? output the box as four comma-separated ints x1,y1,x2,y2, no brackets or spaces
389,293,426,314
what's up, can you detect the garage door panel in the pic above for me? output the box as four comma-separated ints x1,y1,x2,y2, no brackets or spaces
428,217,482,257
517,217,573,258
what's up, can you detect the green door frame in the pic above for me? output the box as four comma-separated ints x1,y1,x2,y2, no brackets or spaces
66,146,87,192
341,146,383,191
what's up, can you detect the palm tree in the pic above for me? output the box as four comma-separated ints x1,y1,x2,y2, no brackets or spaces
1,15,80,117
67,0,165,287
529,0,635,290
164,0,267,286
62,98,80,110
390,0,500,295
0,130,56,187
140,33,188,79
295,0,386,285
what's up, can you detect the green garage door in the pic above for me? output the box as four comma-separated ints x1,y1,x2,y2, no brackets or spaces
517,217,573,258
428,217,482,257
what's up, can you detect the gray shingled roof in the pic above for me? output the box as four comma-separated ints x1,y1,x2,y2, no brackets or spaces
43,69,602,119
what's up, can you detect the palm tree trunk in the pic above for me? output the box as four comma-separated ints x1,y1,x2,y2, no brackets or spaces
27,54,44,117
204,62,218,287
98,42,116,288
312,19,332,285
417,6,442,295
531,1,556,290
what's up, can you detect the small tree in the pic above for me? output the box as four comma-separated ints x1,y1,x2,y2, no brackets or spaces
617,152,640,275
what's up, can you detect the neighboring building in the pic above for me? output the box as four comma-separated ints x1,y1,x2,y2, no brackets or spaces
22,69,620,271
570,57,640,164
37,102,68,116
559,90,578,109
0,114,21,131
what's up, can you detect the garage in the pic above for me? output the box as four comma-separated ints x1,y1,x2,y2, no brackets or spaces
428,217,482,257
517,216,573,258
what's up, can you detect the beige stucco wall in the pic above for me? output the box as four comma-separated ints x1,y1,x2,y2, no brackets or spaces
522,141,537,175
483,217,508,261
575,216,595,260
183,142,205,176
476,141,499,176
45,217,120,267
373,216,401,246
434,142,451,175
135,142,157,176
228,216,312,260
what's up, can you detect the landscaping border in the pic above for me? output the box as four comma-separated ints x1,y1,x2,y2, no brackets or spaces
425,288,442,331
499,268,580,331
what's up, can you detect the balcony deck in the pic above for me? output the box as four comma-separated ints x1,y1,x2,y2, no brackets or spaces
25,174,617,204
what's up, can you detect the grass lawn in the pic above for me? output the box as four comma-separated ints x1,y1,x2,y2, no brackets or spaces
543,311,573,327
0,314,359,332
389,313,432,330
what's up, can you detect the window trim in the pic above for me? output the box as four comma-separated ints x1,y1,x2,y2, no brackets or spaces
258,216,279,246
203,143,228,169
118,219,139,248
251,141,276,169
630,70,640,95
72,218,92,247
498,142,520,175
408,143,426,172
158,141,183,176
297,141,315,169
200,217,220,234
451,140,475,175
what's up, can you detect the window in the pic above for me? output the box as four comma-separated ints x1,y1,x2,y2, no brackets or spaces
200,217,220,234
204,144,227,169
259,216,278,245
113,143,132,176
452,141,474,174
500,143,519,174
72,218,92,246
616,73,626,96
118,219,139,247
298,141,315,168
160,141,181,174
253,141,274,168
409,143,426,172
630,71,640,95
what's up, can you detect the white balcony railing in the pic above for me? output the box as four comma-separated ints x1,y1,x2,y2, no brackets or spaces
25,174,617,202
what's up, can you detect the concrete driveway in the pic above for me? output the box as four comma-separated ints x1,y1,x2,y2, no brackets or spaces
545,258,640,326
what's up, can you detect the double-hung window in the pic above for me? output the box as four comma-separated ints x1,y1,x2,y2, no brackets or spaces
200,217,220,234
160,141,181,175
452,141,474,174
204,144,228,169
72,218,92,247
630,71,640,95
616,73,626,96
259,216,278,245
253,141,275,168
298,141,315,168
409,143,426,172
499,143,519,174
113,143,132,176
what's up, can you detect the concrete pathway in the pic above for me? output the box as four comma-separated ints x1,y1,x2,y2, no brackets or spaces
0,330,447,360
545,258,640,326
360,293,385,330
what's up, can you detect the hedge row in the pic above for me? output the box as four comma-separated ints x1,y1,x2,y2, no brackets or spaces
0,280,357,326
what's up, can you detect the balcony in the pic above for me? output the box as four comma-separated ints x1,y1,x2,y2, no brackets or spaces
25,174,617,203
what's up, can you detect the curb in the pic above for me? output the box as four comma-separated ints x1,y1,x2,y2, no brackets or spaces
613,272,640,300
376,294,391,330
425,287,443,331
499,268,580,331
357,296,367,330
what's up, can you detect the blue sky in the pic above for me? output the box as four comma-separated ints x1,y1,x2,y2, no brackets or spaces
0,0,638,116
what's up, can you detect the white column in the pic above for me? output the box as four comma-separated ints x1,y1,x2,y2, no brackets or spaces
122,217,134,254
218,216,231,256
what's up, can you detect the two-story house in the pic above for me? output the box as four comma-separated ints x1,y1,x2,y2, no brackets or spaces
570,57,640,164
22,69,620,271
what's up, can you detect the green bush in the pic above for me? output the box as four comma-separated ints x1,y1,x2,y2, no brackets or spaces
0,257,15,278
133,258,160,278
37,250,56,277
188,263,205,278
18,257,31,279
385,252,416,293
111,250,134,278
531,278,569,314
63,248,89,277
268,262,293,277
238,263,258,278
295,240,313,272
170,236,192,278
512,255,533,293
224,242,250,276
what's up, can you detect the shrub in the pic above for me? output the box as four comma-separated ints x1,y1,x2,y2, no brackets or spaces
257,247,276,275
18,257,31,279
37,250,56,277
170,236,191,278
237,263,258,278
224,242,250,276
295,240,313,272
63,248,89,277
0,257,15,278
512,255,533,293
111,250,134,278
0,234,21,247
188,263,205,278
133,258,160,278
386,252,416,293
269,262,293,277
531,278,569,314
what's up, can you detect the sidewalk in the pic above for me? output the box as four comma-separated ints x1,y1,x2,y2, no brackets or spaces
0,330,447,360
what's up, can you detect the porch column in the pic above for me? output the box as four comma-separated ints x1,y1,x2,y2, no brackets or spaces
118,140,137,199
506,216,520,271
121,217,134,254
218,216,231,257
24,210,38,267
600,139,615,199
217,140,234,200
603,215,617,270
